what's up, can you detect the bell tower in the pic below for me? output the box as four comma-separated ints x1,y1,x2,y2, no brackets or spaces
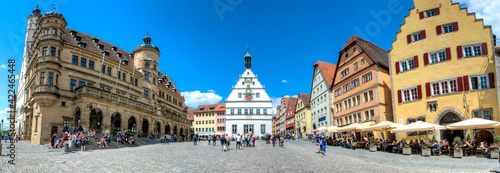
244,47,251,69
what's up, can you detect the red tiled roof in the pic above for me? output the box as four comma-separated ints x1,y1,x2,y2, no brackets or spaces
298,93,310,107
215,103,226,112
342,35,389,69
313,61,337,89
193,103,225,113
186,108,194,120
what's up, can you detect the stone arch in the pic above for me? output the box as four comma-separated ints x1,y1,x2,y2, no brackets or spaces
127,116,137,134
434,106,466,141
89,108,103,133
142,117,149,134
173,124,178,136
111,112,121,135
165,122,171,135
473,129,494,144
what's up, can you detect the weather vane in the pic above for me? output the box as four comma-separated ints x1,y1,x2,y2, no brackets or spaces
52,4,56,11
146,29,149,36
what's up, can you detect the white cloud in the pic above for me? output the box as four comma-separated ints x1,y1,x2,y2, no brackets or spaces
0,64,6,68
0,107,11,129
181,90,223,109
207,89,215,93
281,80,288,83
454,0,500,36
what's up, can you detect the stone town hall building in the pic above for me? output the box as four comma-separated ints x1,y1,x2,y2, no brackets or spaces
19,7,191,144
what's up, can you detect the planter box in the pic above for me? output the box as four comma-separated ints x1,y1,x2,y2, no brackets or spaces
454,149,463,158
403,147,411,155
491,150,499,159
421,148,431,156
369,145,377,152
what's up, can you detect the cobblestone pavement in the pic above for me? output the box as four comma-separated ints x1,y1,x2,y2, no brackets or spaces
0,140,499,172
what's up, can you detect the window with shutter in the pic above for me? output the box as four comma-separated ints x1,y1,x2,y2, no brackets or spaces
489,73,495,88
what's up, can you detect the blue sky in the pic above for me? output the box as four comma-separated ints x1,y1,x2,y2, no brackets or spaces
0,0,497,128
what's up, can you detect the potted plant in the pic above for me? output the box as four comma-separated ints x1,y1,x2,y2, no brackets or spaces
490,136,500,159
402,138,411,155
421,136,431,156
369,136,377,152
454,136,463,158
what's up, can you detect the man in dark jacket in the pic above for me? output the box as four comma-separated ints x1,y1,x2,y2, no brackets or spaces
220,135,227,152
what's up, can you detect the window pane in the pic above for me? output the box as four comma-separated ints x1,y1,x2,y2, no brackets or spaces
464,47,473,57
473,46,481,56
480,76,488,89
441,81,448,94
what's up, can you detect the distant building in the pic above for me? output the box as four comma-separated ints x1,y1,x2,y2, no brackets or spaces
192,103,225,135
294,93,311,138
279,97,289,135
285,97,298,134
310,61,336,136
225,49,272,137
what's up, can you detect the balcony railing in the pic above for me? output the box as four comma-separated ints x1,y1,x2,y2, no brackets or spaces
35,85,58,94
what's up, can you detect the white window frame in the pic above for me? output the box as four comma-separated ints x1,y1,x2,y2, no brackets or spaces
469,73,489,91
401,85,419,102
424,9,435,18
441,23,453,34
399,57,415,73
428,48,447,65
430,77,458,96
412,31,422,42
462,43,483,58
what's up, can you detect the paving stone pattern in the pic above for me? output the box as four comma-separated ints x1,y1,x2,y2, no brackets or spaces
0,140,499,172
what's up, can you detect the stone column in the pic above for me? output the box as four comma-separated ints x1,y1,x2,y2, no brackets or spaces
121,113,128,133
160,121,165,136
102,106,111,134
80,103,90,132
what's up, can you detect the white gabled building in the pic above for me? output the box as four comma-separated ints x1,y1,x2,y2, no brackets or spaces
225,49,273,137
310,61,337,135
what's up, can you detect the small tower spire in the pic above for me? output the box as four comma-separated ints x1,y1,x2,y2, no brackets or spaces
52,4,56,11
244,46,252,69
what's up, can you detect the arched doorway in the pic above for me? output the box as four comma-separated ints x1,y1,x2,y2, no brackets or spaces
439,112,464,142
128,116,137,134
142,117,149,134
475,130,494,144
111,112,121,135
180,128,184,139
165,123,171,135
89,108,103,133
74,108,81,130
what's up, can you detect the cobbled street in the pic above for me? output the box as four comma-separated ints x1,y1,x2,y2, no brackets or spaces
1,140,499,172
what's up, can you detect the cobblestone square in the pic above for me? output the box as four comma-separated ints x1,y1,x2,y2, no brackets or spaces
1,140,499,172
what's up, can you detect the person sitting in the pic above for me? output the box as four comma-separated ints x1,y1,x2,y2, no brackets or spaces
129,137,135,145
392,140,400,153
480,141,489,156
442,139,449,150
432,140,440,155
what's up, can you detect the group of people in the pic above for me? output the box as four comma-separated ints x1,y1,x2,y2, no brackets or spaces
192,133,257,152
50,130,90,150
2,132,22,143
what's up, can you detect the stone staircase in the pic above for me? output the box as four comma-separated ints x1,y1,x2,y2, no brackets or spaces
67,134,163,151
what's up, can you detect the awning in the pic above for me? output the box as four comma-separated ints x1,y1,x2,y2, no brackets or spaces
445,118,500,130
196,132,214,136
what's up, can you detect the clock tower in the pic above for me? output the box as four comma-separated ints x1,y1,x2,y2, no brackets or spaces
224,48,272,136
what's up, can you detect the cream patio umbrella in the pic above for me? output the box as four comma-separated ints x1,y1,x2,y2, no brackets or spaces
317,127,328,133
363,121,403,132
327,126,340,132
390,121,445,133
338,123,369,132
445,118,500,130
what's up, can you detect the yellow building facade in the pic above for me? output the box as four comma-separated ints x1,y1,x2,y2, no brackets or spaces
390,0,499,143
294,93,311,138
192,104,224,134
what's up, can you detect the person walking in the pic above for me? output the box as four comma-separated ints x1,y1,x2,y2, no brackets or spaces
252,135,255,147
208,135,211,145
221,135,227,152
236,134,242,150
315,135,321,153
193,134,197,145
212,135,217,146
280,135,285,148
321,137,327,156
225,134,231,151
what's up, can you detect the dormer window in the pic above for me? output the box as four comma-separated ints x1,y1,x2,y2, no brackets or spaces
78,42,86,48
93,38,99,44
70,30,77,36
75,34,82,41
97,43,104,49
103,50,110,57
117,52,122,58
112,46,117,51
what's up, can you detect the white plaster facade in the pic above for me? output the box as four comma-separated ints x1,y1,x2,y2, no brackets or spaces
225,66,272,137
311,66,332,135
